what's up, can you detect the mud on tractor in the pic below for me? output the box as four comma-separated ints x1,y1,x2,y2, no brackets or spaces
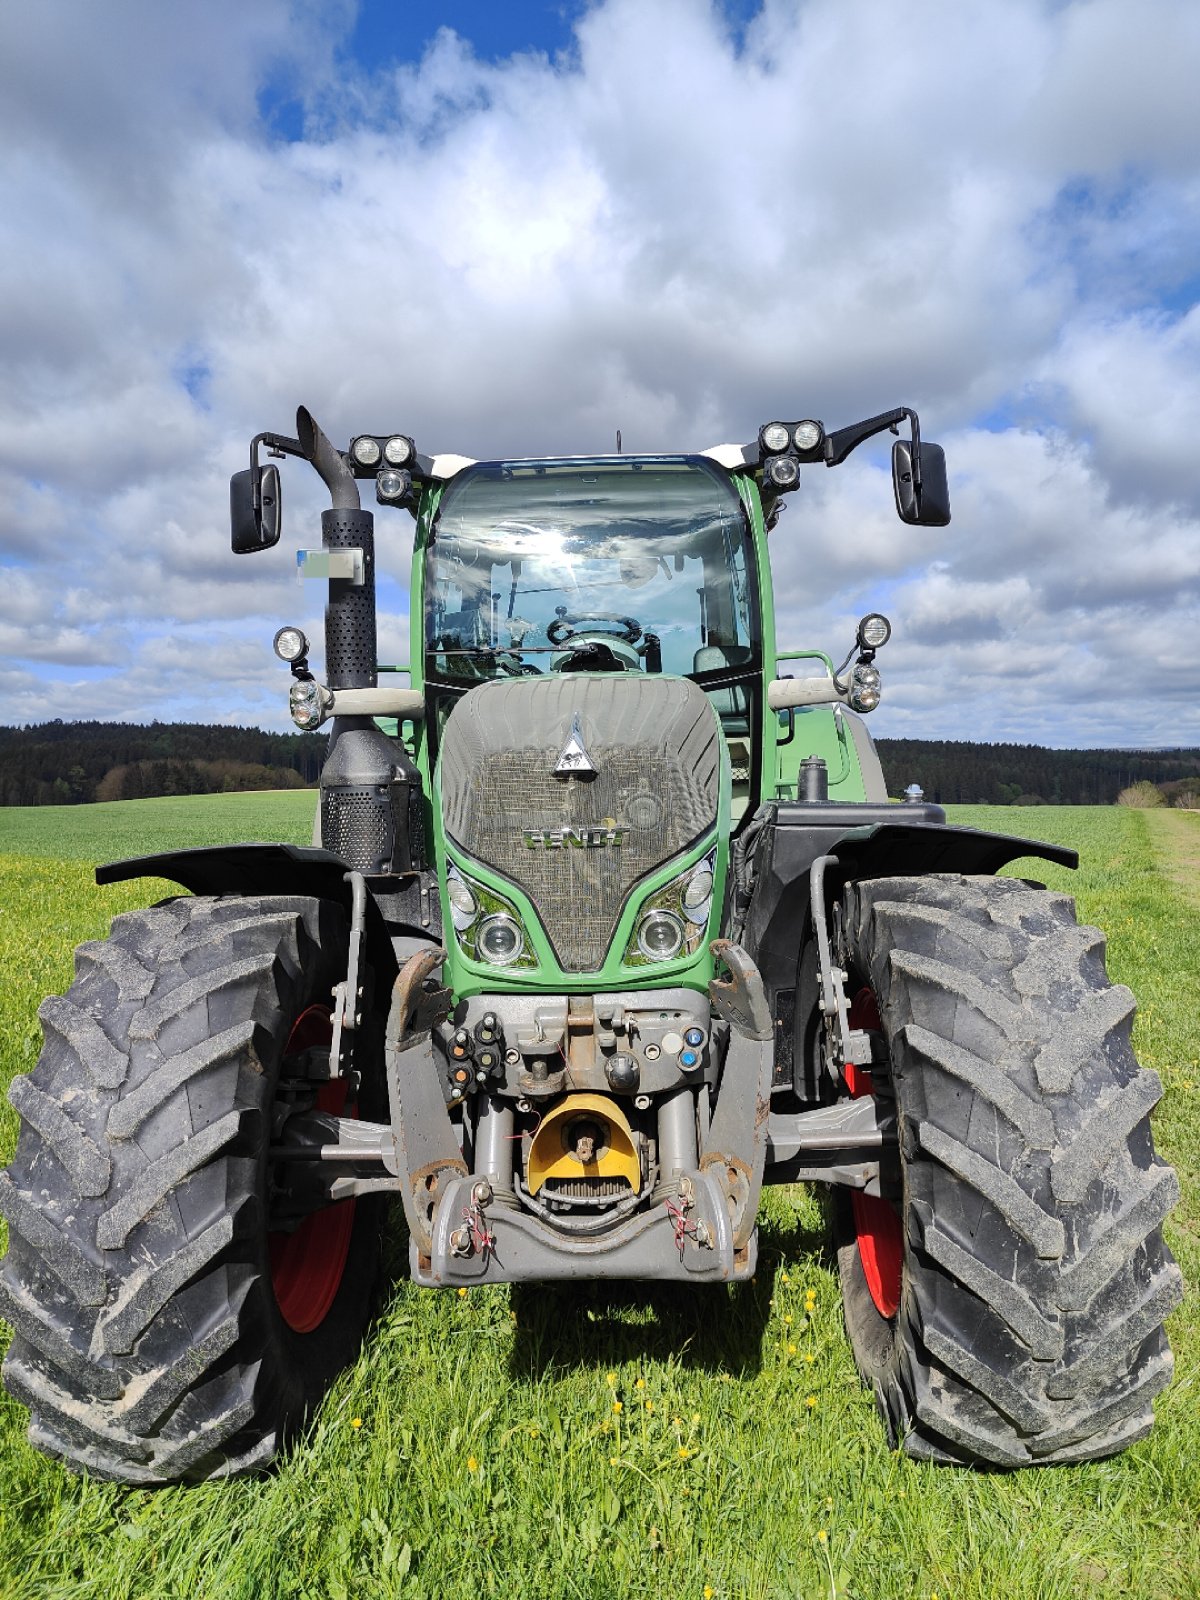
0,405,1180,1482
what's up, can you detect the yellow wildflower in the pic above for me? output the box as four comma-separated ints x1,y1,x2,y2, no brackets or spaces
804,1353,815,1364
806,1395,817,1409
635,1377,646,1390
609,1455,619,1467
781,1272,791,1284
613,1400,623,1414
787,1342,797,1355
350,1417,362,1429
691,1413,700,1424
606,1372,617,1386
467,1455,479,1473
704,1588,715,1599
784,1314,793,1326
817,1529,828,1545
645,1400,655,1414
457,1287,468,1299
678,1446,691,1460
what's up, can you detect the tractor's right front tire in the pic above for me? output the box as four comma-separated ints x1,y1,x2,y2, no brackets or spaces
836,874,1182,1467
0,894,381,1484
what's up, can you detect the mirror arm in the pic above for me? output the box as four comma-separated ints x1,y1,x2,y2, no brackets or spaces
823,406,917,468
249,432,304,514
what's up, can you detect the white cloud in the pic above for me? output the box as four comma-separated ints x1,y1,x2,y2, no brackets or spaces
0,0,1197,747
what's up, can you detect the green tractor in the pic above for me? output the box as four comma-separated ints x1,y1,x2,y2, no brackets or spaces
0,405,1180,1482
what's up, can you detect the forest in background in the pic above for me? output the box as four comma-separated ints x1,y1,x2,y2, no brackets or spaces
1,721,1198,809
874,739,1200,808
0,721,325,806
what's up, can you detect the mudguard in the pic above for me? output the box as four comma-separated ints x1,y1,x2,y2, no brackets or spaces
741,807,1080,1083
96,842,357,903
94,843,419,982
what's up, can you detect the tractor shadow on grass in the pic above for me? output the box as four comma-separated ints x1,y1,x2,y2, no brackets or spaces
505,1194,835,1383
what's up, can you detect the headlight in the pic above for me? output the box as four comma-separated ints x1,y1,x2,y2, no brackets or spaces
760,421,791,453
637,911,684,960
477,914,524,966
351,435,381,466
445,864,537,969
681,865,714,922
447,870,478,932
625,847,717,966
288,678,330,730
849,663,882,713
384,434,414,466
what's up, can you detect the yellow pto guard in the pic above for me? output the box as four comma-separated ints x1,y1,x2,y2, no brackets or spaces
526,1093,641,1197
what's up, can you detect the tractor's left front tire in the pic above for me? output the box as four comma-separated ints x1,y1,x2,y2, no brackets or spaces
0,894,381,1484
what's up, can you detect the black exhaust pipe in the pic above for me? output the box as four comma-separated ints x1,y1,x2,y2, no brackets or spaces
297,407,423,874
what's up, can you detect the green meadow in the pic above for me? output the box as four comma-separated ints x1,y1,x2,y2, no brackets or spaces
0,796,1196,1600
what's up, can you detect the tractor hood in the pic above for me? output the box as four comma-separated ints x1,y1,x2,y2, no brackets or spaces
436,675,723,974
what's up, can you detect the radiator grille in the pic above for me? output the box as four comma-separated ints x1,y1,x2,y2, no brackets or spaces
438,677,720,970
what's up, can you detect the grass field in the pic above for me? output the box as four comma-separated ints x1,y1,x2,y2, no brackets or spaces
0,797,1196,1600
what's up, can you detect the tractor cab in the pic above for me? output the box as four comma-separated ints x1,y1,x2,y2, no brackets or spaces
420,454,761,776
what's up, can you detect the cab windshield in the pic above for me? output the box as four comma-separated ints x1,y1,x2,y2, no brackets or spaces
424,456,757,683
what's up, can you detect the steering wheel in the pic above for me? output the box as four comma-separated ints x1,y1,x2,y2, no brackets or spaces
547,612,643,646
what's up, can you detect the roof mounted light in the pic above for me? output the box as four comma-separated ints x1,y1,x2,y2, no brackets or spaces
383,434,414,466
760,422,791,454
766,454,800,490
350,435,381,467
793,419,824,452
376,467,412,505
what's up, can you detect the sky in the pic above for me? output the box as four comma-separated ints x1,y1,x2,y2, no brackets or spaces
1,0,1198,748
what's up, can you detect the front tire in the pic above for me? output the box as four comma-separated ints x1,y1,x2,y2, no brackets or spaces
836,874,1182,1467
0,895,381,1483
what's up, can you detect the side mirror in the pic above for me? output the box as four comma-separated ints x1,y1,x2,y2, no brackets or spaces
230,464,281,553
892,440,950,527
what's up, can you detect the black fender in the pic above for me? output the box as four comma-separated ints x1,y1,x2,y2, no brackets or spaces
96,843,361,903
94,843,418,989
740,805,1079,1091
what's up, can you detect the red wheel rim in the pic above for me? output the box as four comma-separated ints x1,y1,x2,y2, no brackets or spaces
846,987,903,1319
269,1004,357,1334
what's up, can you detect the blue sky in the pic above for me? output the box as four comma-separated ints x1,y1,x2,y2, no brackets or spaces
0,0,1197,748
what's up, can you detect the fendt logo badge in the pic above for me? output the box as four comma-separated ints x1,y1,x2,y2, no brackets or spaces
553,712,598,777
523,826,628,849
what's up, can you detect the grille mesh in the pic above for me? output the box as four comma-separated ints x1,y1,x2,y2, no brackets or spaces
439,677,720,970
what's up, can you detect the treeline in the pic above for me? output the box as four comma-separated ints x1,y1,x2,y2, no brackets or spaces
3,722,1199,809
0,721,325,807
874,739,1200,807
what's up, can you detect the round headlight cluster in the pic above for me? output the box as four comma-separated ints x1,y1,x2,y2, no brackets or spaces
849,662,882,713
351,435,381,467
477,914,524,966
383,434,413,466
288,679,326,729
761,421,791,453
637,910,684,961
